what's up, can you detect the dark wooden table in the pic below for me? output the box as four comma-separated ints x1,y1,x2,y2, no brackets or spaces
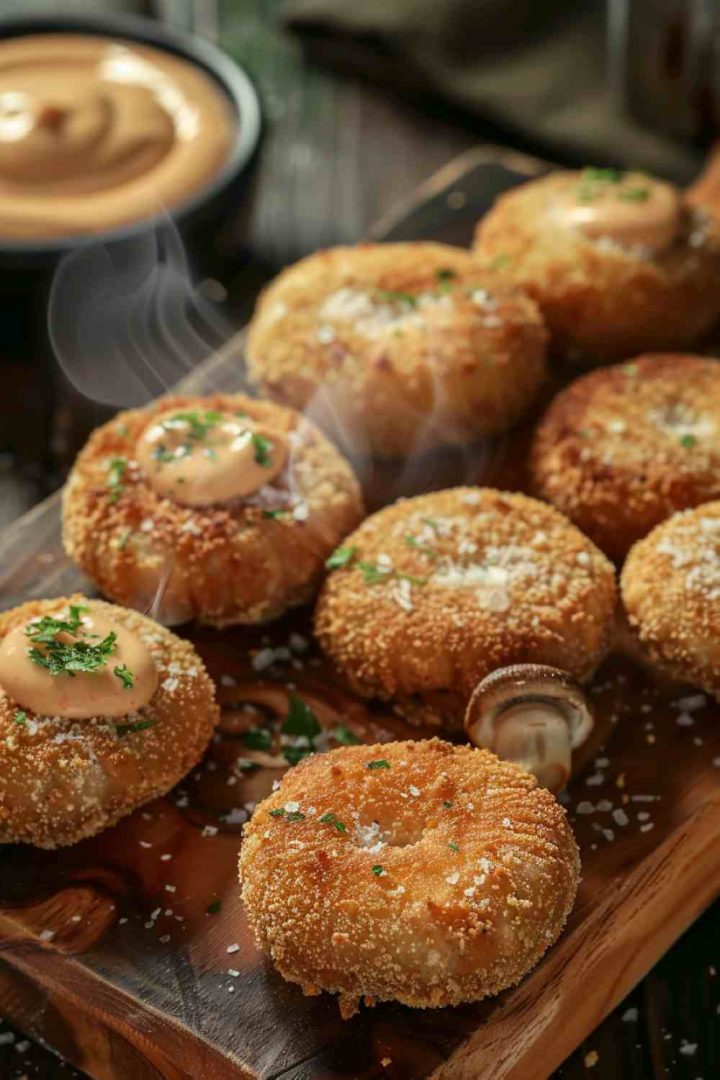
0,2,718,1077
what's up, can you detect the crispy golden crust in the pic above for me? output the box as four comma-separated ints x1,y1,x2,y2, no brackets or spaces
531,354,720,561
474,172,720,362
245,243,548,458
314,488,617,728
62,393,364,627
621,502,720,697
0,596,218,848
239,738,580,1015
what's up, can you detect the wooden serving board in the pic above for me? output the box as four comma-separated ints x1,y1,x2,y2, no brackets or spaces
1,148,720,1080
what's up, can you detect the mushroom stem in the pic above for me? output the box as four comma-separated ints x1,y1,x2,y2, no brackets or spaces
464,664,594,792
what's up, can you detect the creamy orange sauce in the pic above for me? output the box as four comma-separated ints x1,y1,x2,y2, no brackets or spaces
136,408,289,506
559,171,682,251
0,605,157,719
0,34,235,238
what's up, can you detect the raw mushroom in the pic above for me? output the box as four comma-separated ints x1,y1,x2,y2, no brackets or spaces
464,664,594,792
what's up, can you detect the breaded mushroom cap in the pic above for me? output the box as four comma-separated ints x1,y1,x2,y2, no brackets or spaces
239,738,580,1016
474,171,720,362
245,242,547,458
622,502,720,698
62,394,364,627
0,596,218,848
532,353,720,560
315,488,617,728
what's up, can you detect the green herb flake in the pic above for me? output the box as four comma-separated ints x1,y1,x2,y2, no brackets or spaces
116,527,132,551
357,560,391,585
286,810,306,822
618,186,650,202
251,432,273,467
107,457,127,503
115,717,157,736
376,289,418,308
366,759,390,770
436,267,457,283
371,864,385,876
269,807,286,818
319,811,347,833
114,663,135,690
14,710,27,726
242,727,272,751
282,697,321,741
404,534,438,560
325,545,357,570
282,745,313,766
487,253,510,272
680,433,697,448
442,800,454,809
333,725,360,746
166,410,222,442
206,900,222,914
263,509,287,520
28,621,120,679
448,842,460,852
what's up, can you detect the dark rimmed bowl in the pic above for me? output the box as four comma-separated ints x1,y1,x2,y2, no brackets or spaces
0,11,262,267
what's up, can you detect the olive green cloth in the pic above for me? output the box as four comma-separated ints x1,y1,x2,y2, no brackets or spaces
282,0,703,182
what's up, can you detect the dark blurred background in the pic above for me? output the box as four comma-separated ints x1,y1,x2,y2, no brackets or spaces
0,2,718,1077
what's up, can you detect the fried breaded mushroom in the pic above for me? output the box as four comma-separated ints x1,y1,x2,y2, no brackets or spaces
315,488,616,728
63,393,364,627
532,353,720,560
245,242,548,459
0,595,218,848
239,738,580,1016
474,168,720,362
622,502,720,697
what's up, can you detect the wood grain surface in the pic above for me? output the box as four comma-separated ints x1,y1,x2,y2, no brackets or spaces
1,148,720,1079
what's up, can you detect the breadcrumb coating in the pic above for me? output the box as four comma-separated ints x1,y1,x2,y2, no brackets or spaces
0,596,218,848
62,393,364,627
239,738,580,1016
621,501,720,697
532,353,720,560
474,171,720,362
315,488,617,728
246,242,547,458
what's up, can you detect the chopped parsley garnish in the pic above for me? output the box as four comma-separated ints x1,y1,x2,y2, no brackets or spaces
251,432,273,467
319,811,347,833
282,696,321,740
107,457,127,503
206,900,222,914
281,696,321,765
436,267,457,283
371,865,385,876
263,509,287,520
376,289,417,308
442,800,454,809
448,842,460,852
114,664,135,690
152,445,176,464
325,545,357,570
357,560,391,585
286,810,305,822
679,433,697,448
269,808,286,818
242,727,272,751
618,186,650,202
24,605,135,688
366,759,390,770
575,166,623,202
486,253,510,271
14,710,27,726
115,717,157,736
333,724,360,746
404,534,438,560
166,410,222,441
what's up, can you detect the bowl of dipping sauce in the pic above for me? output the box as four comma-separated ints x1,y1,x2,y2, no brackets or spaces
0,12,261,261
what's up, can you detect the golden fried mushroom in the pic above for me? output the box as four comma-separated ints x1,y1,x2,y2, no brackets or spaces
622,502,720,697
532,353,720,560
63,393,364,627
0,596,218,848
474,169,720,362
246,242,547,458
315,488,617,728
239,738,580,1017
